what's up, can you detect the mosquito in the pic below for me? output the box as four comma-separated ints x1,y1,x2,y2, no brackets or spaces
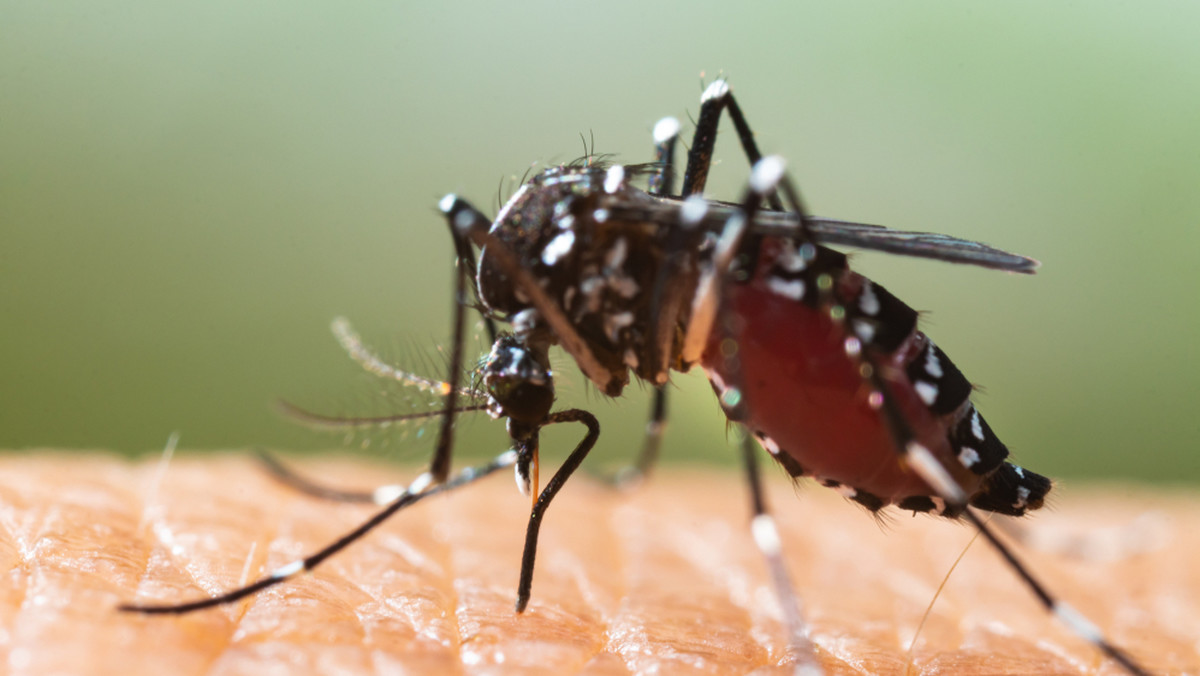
121,79,1151,676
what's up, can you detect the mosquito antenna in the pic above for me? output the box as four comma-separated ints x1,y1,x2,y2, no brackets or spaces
331,317,477,397
276,399,488,430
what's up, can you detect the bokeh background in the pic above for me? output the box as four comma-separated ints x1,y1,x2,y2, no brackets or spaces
3,2,1197,483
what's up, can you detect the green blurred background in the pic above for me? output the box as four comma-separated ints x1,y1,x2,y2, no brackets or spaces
2,2,1197,483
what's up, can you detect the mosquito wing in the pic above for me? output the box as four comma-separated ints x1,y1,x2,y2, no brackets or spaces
617,196,1039,274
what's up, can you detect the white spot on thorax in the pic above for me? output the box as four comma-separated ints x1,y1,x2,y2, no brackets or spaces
541,231,575,266
604,165,625,194
680,195,708,224
604,311,634,342
605,237,628,269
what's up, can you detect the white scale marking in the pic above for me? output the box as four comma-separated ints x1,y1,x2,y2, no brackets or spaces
915,380,939,406
408,472,435,495
605,311,634,341
653,116,681,143
971,409,985,441
924,342,944,378
750,155,786,194
958,446,981,469
907,442,968,503
831,483,858,499
605,237,628,269
767,277,806,301
859,281,880,316
680,195,708,224
603,165,625,194
750,514,782,556
757,435,782,456
515,465,532,497
541,231,575,266
777,244,807,273
1015,486,1031,509
372,484,407,505
1053,602,1105,644
701,79,730,102
852,319,876,344
271,559,306,579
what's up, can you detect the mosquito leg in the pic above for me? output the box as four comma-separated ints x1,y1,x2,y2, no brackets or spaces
119,450,518,615
443,201,499,344
593,117,683,487
647,116,681,196
768,172,1152,676
682,156,787,364
252,448,377,504
439,195,620,395
514,408,600,612
679,79,784,211
863,362,1151,676
739,433,823,676
268,399,490,499
688,156,820,674
419,203,486,483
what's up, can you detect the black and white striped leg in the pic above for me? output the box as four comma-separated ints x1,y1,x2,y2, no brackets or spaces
515,409,600,612
769,172,1152,676
599,118,681,487
680,79,784,211
697,156,821,674
682,156,787,364
594,386,667,488
439,195,621,396
740,432,822,676
648,116,680,196
119,451,518,614
390,203,483,485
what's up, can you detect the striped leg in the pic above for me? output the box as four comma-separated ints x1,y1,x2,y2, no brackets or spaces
769,171,1152,676
119,451,517,614
698,157,822,675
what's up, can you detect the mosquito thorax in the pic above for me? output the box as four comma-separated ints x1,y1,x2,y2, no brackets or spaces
482,334,555,426
477,164,696,395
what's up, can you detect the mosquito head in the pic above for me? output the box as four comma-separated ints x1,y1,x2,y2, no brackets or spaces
482,334,554,427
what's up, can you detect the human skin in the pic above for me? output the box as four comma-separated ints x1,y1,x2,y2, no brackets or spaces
0,452,1191,675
